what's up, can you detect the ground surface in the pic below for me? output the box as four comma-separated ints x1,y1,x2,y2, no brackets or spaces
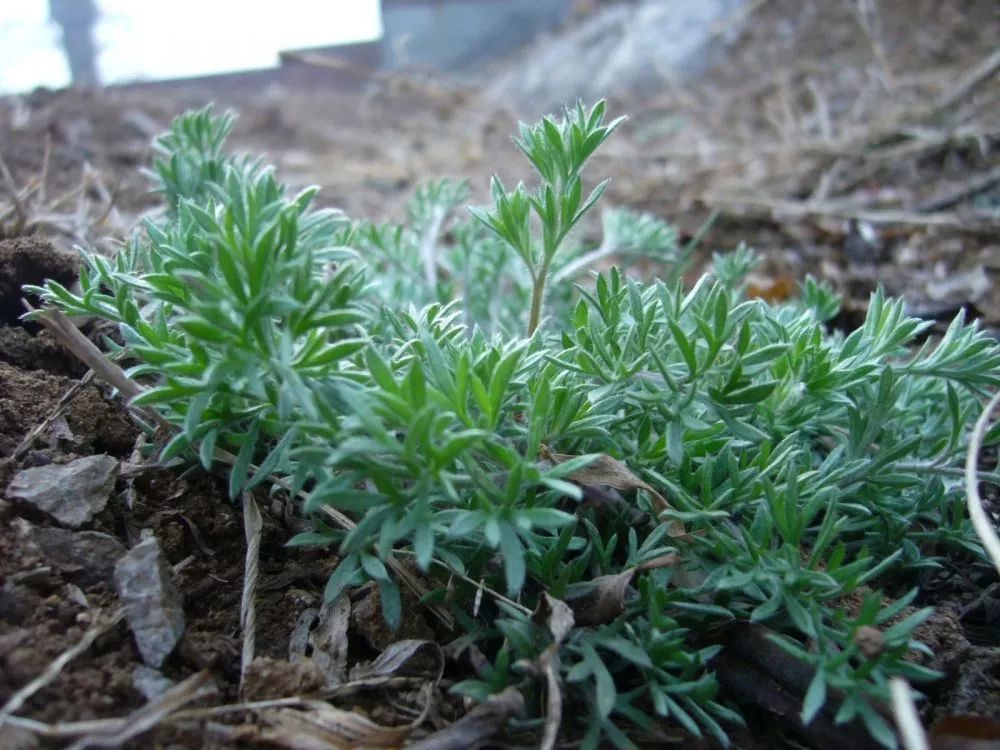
0,1,997,747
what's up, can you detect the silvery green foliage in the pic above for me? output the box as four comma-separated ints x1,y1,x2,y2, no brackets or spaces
28,104,1000,749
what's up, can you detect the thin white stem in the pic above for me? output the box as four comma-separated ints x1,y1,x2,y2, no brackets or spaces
896,462,1000,484
552,237,616,284
239,491,263,695
966,391,1000,576
419,206,446,289
890,677,930,750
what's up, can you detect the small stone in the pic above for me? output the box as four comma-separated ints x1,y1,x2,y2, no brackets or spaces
0,723,38,750
46,416,80,450
0,583,26,624
10,566,56,590
115,536,186,668
6,455,119,528
65,584,90,609
132,664,175,700
22,450,53,468
854,625,886,659
5,646,38,683
25,524,126,588
0,628,31,658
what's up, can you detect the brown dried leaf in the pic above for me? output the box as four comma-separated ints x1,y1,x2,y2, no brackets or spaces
262,695,426,750
562,570,635,627
260,703,413,750
407,686,525,750
532,592,575,645
541,447,684,535
539,645,562,750
241,658,327,702
931,715,1000,750
561,555,685,627
636,552,683,572
349,639,444,683
310,595,351,686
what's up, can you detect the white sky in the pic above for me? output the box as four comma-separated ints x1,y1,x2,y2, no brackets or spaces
0,0,382,94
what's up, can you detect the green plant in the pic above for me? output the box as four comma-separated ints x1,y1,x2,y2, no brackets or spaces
27,103,1000,749
468,101,624,335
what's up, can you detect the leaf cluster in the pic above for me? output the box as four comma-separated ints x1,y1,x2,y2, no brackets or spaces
26,103,1000,749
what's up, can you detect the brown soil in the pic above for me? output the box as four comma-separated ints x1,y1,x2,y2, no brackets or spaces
0,1,997,746
0,362,133,458
0,236,79,323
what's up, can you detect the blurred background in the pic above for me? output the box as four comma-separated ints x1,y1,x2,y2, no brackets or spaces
0,0,997,331
2,0,751,98
1,0,607,93
0,0,382,93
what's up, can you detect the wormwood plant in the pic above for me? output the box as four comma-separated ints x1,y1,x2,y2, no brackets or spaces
27,103,1000,748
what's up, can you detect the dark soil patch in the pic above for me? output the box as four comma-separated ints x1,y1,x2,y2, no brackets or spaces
0,324,85,376
0,417,338,745
0,236,78,324
0,362,135,459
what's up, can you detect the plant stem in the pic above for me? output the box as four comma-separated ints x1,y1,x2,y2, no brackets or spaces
895,462,1000,484
553,237,614,284
419,204,445,289
527,268,546,337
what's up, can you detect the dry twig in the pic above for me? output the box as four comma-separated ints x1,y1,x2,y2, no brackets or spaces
708,192,996,229
965,391,1000,576
0,608,125,722
240,490,264,695
931,47,1000,117
24,303,174,432
66,670,216,750
916,164,1000,212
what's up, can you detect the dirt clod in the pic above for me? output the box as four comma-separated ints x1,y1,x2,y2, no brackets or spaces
0,236,78,324
0,361,136,458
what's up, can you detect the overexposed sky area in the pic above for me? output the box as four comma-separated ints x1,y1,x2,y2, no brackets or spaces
0,0,382,94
